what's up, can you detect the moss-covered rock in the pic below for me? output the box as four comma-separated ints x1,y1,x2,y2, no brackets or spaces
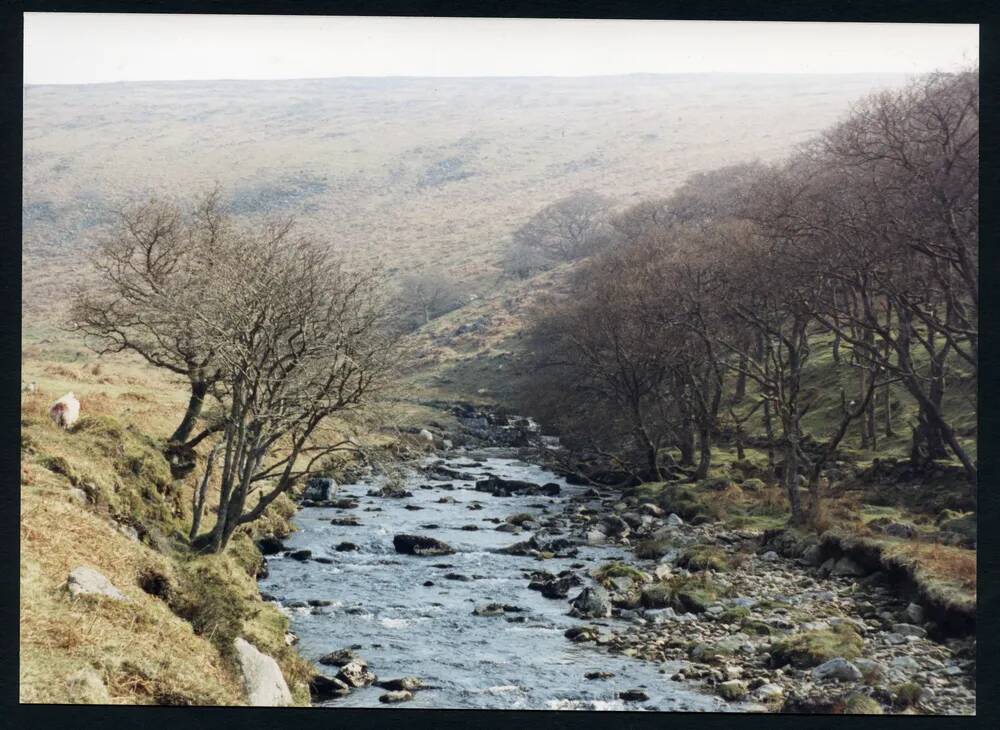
770,623,864,668
844,693,883,715
680,545,730,572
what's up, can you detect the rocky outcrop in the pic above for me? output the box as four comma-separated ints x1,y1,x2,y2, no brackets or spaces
233,637,293,706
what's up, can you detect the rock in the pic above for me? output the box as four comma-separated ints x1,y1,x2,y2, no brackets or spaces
379,690,413,703
318,649,366,667
812,658,863,682
307,599,333,607
442,439,454,450
585,530,607,545
329,498,359,509
368,485,413,498
564,626,599,642
718,680,747,701
891,623,927,638
314,557,334,564
309,673,351,701
67,487,89,506
473,603,524,617
444,573,471,581
600,515,630,538
639,503,664,517
569,585,612,618
853,658,884,680
65,667,110,704
233,637,293,706
335,542,359,552
330,516,361,526
418,428,435,443
337,661,377,688
304,477,338,502
540,576,577,599
585,671,615,680
666,513,684,527
760,551,779,561
392,534,455,556
618,689,649,702
495,523,522,533
378,676,423,691
66,566,129,602
801,544,824,566
830,557,867,577
890,656,920,673
753,683,784,702
905,603,925,624
288,549,312,561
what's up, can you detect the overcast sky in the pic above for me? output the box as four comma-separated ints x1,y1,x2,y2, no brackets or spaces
24,14,979,85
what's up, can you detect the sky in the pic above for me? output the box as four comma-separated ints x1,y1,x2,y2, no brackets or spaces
24,14,979,85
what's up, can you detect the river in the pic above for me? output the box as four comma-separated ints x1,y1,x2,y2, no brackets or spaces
259,449,732,711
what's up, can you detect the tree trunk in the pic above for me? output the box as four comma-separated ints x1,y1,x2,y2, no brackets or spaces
784,435,803,524
189,446,218,541
694,424,712,480
678,420,696,467
170,377,209,444
883,383,894,437
734,355,748,401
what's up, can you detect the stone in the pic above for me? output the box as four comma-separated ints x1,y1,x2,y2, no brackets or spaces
569,585,612,618
585,530,607,545
378,676,423,692
65,667,110,704
335,542,359,552
891,623,927,638
585,671,615,680
392,534,455,556
379,690,413,703
234,637,293,706
318,648,366,667
760,551,780,561
309,673,350,701
666,513,684,527
618,689,649,702
905,603,925,625
67,566,129,602
337,661,377,688
718,680,748,701
801,544,824,566
891,655,920,672
853,658,884,680
67,487,89,506
418,429,435,443
754,683,784,702
830,557,867,577
812,657,863,682
304,477,338,502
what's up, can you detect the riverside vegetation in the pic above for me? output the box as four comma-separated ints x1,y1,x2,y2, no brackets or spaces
20,69,976,712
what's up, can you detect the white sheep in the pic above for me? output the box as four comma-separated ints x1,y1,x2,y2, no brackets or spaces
49,392,81,429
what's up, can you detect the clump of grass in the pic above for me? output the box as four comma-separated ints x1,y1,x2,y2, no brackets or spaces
640,574,719,613
633,537,674,559
770,623,864,668
894,682,923,708
844,693,883,715
679,545,731,572
594,562,650,585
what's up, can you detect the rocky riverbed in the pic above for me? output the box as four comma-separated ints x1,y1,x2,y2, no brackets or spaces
259,445,975,714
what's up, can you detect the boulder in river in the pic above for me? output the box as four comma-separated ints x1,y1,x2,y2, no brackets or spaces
288,549,312,562
368,485,413,498
378,676,423,691
379,690,413,703
585,671,615,680
618,689,649,702
393,534,455,556
337,661,377,688
318,648,366,667
304,477,338,502
473,603,524,617
309,673,351,701
256,536,285,555
569,585,612,618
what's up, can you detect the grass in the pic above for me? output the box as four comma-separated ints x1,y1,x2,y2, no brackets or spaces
770,623,864,669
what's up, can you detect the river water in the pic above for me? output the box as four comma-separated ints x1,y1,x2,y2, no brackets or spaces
260,450,730,711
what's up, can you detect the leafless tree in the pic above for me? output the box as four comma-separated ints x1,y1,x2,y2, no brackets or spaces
69,189,230,445
503,190,613,277
396,272,463,329
189,228,397,553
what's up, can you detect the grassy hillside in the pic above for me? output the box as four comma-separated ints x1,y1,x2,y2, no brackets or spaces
19,352,317,705
23,73,906,323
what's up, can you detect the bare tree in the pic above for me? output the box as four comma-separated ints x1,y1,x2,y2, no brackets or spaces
191,228,397,553
396,272,463,329
70,190,230,445
504,190,613,277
